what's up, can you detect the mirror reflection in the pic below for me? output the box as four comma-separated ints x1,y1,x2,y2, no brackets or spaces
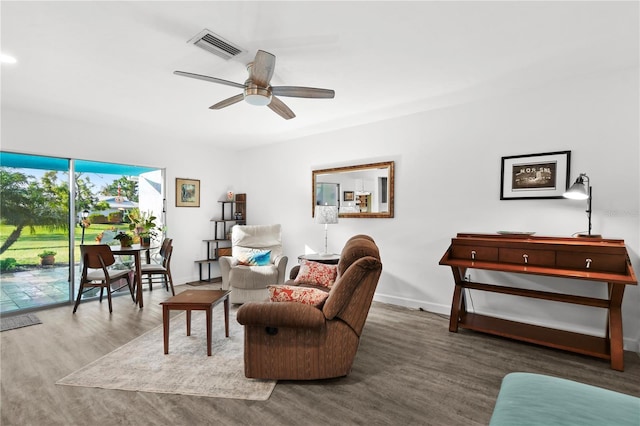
313,161,394,218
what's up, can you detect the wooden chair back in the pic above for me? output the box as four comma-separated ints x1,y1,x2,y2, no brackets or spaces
81,244,116,270
163,245,173,268
159,238,171,255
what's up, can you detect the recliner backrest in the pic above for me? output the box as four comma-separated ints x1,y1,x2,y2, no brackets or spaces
336,235,380,276
231,224,283,260
323,235,382,335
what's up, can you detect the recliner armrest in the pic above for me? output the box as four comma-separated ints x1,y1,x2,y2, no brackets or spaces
272,255,288,284
237,301,326,329
218,256,237,290
289,265,300,280
273,254,286,266
222,255,239,266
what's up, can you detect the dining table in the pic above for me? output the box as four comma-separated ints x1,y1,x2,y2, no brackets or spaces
109,243,156,308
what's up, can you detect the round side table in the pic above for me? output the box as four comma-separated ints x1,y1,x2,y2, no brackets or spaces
298,254,340,265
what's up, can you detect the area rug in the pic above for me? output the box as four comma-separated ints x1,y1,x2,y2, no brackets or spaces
56,307,276,400
1,314,42,332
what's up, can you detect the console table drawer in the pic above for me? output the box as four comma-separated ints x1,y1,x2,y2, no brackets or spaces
556,252,627,274
451,246,498,261
499,248,555,266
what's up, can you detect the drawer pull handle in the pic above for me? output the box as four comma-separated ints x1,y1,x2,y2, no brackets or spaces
471,250,476,260
523,254,529,264
586,258,592,269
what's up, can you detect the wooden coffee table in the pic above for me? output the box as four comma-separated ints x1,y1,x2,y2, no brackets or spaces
160,289,231,356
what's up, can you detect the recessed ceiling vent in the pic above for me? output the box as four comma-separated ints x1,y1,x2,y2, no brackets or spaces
187,29,245,60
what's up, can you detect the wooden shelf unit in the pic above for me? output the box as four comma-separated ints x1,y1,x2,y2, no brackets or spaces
439,233,637,371
194,194,246,282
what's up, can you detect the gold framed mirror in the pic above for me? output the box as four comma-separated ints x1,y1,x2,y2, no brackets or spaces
312,161,394,218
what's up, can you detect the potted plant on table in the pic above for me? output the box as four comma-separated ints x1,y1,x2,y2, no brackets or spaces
38,250,57,266
127,209,160,247
114,231,134,248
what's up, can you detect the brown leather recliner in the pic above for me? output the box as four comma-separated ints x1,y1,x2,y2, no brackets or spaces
236,234,382,380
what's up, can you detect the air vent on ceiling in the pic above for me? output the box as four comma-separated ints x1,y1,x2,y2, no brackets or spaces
187,29,245,60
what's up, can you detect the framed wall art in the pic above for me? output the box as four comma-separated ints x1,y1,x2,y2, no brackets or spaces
343,191,355,202
500,151,571,200
176,178,200,207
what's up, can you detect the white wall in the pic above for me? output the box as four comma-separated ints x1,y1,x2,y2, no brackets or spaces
3,64,638,352
236,66,640,351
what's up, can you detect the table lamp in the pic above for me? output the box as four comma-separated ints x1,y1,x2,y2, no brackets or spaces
563,173,599,237
315,205,339,256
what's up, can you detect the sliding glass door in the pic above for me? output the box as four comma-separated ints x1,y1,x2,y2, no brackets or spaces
0,153,71,313
71,160,164,305
0,152,164,315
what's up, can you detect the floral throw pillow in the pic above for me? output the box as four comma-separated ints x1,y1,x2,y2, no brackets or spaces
268,285,329,307
236,249,271,266
294,259,338,288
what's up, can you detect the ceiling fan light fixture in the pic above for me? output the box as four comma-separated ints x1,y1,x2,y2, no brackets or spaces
175,49,333,119
244,87,272,106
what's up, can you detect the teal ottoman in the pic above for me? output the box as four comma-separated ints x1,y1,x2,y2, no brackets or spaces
489,372,640,426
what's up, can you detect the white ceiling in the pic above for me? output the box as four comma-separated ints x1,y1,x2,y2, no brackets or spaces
1,1,637,150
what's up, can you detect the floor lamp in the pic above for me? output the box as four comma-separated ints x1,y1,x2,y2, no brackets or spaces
315,205,339,256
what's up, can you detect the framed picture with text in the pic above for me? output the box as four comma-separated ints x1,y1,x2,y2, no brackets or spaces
176,178,200,207
500,151,571,200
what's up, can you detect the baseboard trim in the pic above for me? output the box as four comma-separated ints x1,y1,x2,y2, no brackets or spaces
373,292,450,316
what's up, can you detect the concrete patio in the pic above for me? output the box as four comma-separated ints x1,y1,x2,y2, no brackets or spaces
1,266,71,314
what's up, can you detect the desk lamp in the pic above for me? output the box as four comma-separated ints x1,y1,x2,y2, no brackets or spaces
315,205,339,256
563,173,599,237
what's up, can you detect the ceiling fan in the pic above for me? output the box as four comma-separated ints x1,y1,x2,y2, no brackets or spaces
174,50,335,120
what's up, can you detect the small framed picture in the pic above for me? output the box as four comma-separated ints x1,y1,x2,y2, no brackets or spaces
500,151,571,200
176,178,200,207
343,191,355,202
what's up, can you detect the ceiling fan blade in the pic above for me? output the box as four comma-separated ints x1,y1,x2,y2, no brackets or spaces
272,86,335,99
249,50,276,87
268,96,296,120
209,94,244,110
173,71,245,89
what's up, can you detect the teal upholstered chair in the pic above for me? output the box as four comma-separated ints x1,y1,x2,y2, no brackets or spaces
490,373,640,426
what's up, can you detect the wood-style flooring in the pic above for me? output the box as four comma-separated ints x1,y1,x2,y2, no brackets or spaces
1,282,639,426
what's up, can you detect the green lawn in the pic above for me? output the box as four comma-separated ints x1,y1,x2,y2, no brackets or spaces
0,223,130,267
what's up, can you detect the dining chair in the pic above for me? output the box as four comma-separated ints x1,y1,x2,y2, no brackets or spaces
137,238,175,297
73,244,135,314
146,237,171,265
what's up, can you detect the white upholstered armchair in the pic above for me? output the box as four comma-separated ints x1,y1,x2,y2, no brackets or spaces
219,224,288,304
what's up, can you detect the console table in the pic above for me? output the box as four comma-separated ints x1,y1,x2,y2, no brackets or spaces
439,233,637,371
